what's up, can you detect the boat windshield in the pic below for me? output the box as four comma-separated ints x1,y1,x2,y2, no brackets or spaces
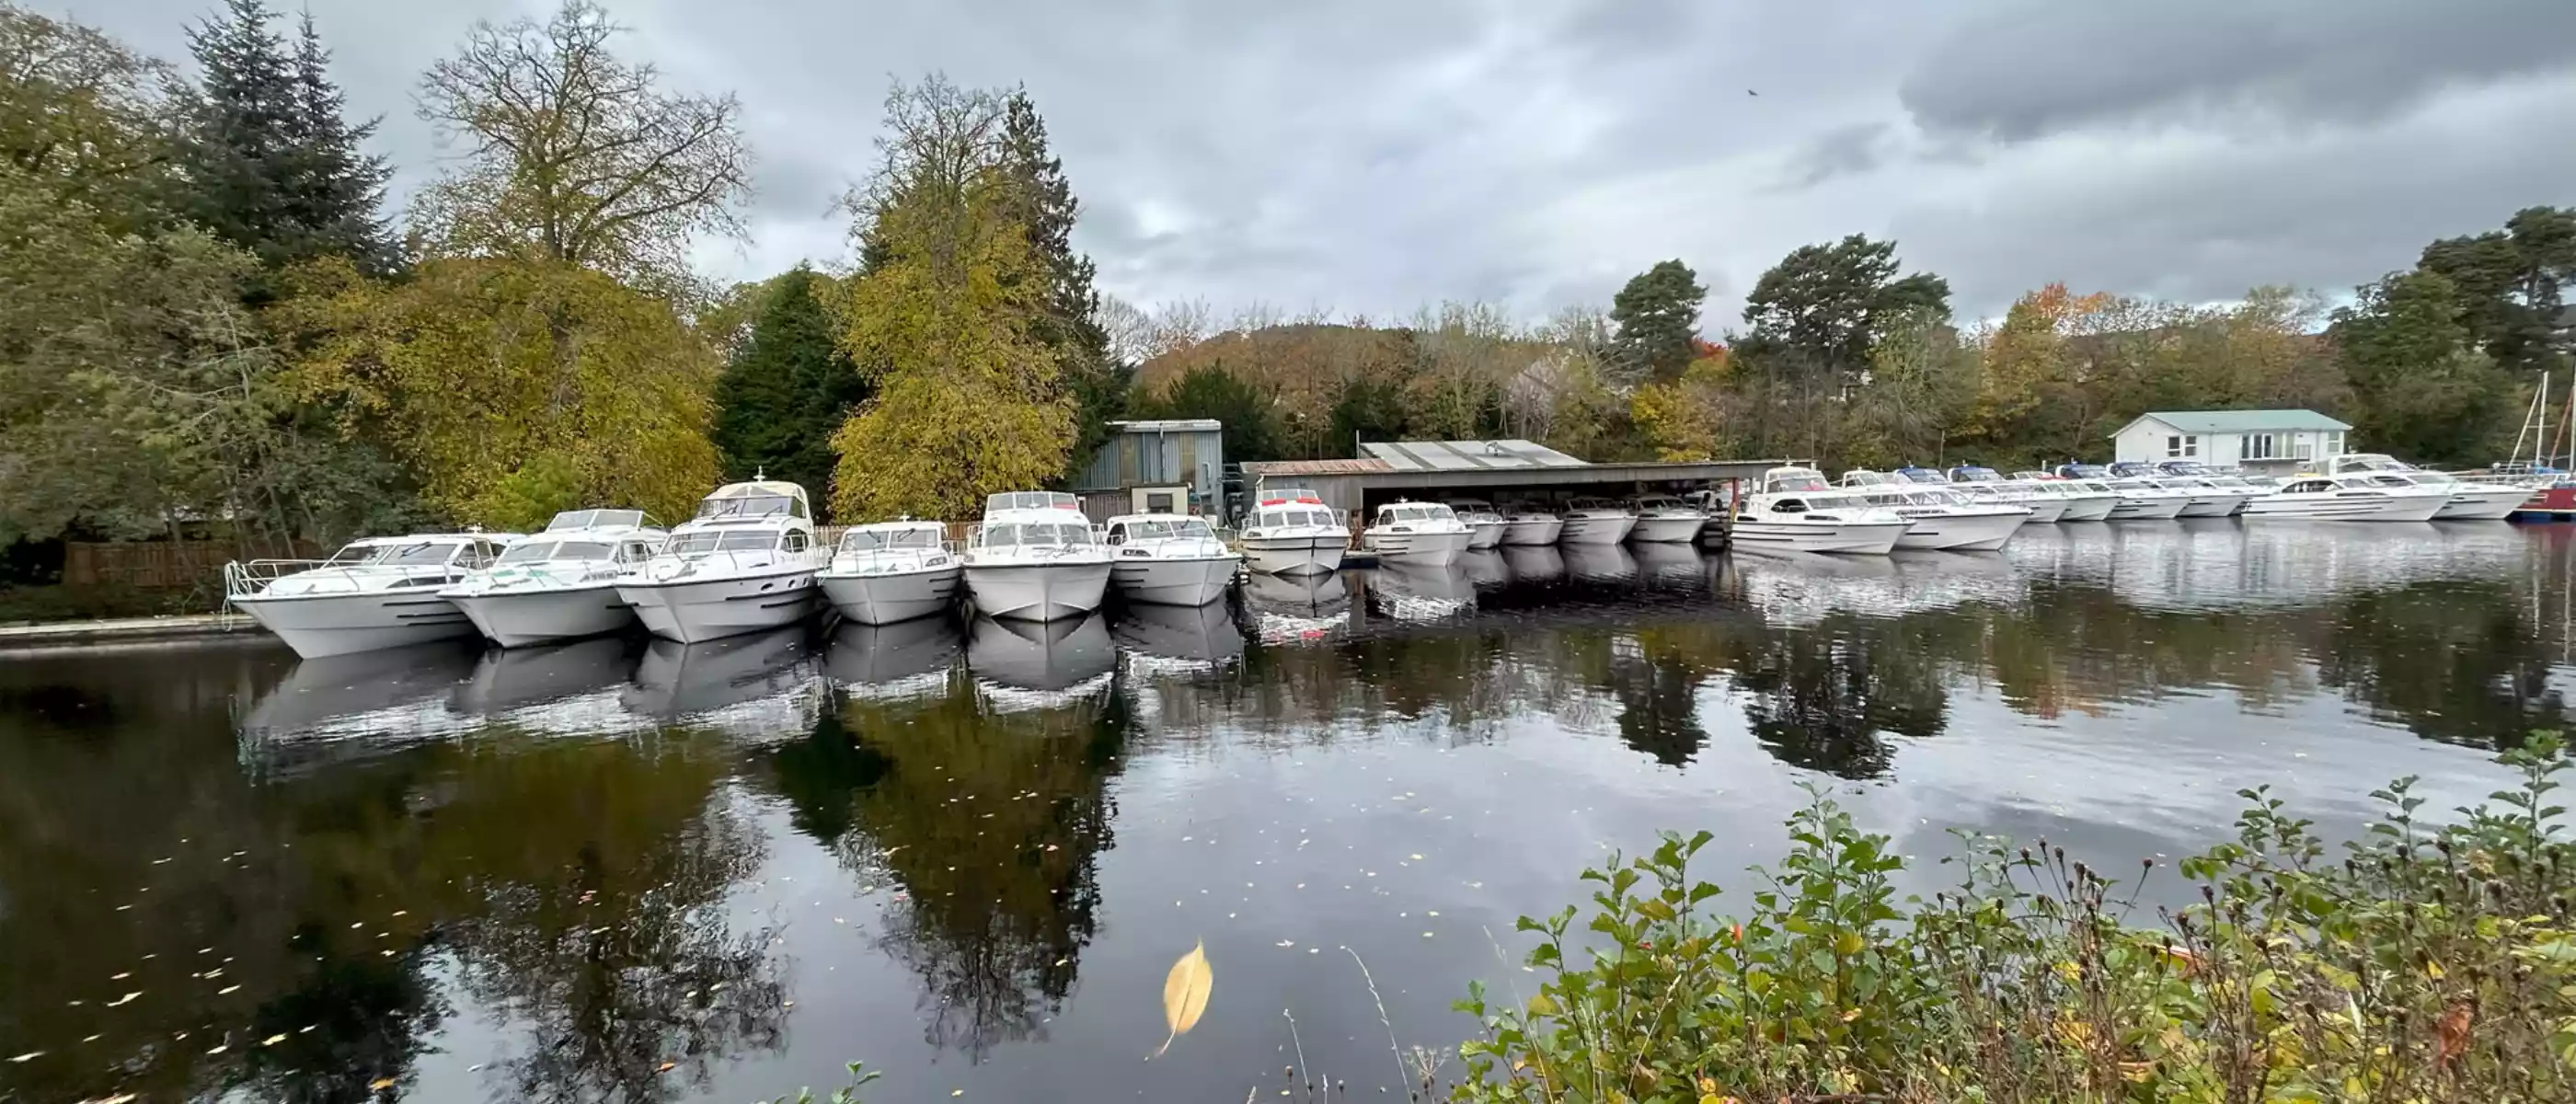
663,531,783,555
546,509,646,532
2063,465,2110,478
1254,507,1336,529
842,526,944,552
2340,454,2406,473
1952,466,2002,481
1121,518,1214,541
979,522,1096,547
2360,474,2418,489
326,541,457,567
1635,497,1685,511
1895,469,1947,485
497,539,614,565
1382,504,1455,523
696,494,797,521
1768,473,1831,492
986,491,1079,513
1843,471,1895,486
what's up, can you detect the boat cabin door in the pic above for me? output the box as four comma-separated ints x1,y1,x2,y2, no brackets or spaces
1131,483,1189,514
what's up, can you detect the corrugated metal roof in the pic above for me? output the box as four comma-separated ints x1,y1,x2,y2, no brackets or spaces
1107,419,1223,432
1359,440,1589,471
1241,458,1396,476
2127,409,2351,434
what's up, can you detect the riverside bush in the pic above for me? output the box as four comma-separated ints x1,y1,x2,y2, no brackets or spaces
1455,735,2576,1103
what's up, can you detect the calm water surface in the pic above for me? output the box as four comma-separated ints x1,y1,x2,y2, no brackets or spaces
4,523,2570,1102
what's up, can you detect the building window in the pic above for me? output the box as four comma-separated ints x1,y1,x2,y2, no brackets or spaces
2166,434,2197,457
2294,440,2314,461
2324,431,2343,455
2241,433,2278,460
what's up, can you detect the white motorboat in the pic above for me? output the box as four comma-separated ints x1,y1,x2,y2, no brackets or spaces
1726,467,1910,555
2111,463,2246,517
1103,513,1240,606
1362,500,1474,566
1841,471,2030,552
961,491,1113,622
1627,494,1709,543
2098,478,2191,520
1445,500,1509,549
1938,466,2068,523
1558,497,1639,545
2326,454,2525,520
442,510,665,648
2010,472,2117,521
816,519,960,626
227,532,517,659
1498,503,1565,546
1238,488,1349,576
2154,463,2272,515
2241,475,2447,522
615,479,824,644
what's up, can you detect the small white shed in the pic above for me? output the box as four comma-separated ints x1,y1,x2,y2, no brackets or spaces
2111,410,2352,474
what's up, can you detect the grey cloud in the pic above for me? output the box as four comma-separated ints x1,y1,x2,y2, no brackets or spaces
1778,121,1892,190
1902,0,2576,141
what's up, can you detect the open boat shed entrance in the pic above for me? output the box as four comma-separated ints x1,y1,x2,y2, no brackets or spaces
1236,440,1790,522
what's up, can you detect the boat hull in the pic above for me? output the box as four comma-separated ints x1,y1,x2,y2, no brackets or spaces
1363,529,1473,567
1727,520,1906,555
1241,534,1346,577
617,569,818,644
235,591,477,659
2177,495,2246,518
2058,495,2118,522
1628,515,1706,543
2242,495,2443,521
1500,517,1563,545
1558,515,1637,545
2435,489,2526,521
818,563,961,625
2108,497,2189,520
1111,554,1239,606
446,584,637,648
964,560,1113,622
1465,521,1505,549
2018,497,2069,523
1892,511,2026,552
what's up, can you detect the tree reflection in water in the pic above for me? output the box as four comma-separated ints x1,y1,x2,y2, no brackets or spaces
773,661,1128,1060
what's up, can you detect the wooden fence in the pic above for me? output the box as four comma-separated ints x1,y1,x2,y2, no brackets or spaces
62,540,322,591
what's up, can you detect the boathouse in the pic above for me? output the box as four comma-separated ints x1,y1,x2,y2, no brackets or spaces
1237,440,1785,523
2110,409,2351,477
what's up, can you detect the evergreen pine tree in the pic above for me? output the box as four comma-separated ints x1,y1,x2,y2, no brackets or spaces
179,0,394,275
999,91,1130,478
711,267,867,513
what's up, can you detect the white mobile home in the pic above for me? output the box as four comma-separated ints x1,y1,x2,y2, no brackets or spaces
2111,409,2351,475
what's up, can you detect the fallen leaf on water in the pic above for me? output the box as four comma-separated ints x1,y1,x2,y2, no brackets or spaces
368,1077,396,1090
8,1052,40,1063
262,1034,287,1046
656,1062,677,1073
106,992,143,1007
206,1044,226,1056
218,985,241,995
1152,941,1213,1059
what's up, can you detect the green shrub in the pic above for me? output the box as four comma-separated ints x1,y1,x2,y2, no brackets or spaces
1455,735,2576,1103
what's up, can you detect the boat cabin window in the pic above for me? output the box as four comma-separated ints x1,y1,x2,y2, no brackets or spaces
328,540,468,567
781,531,810,553
1952,466,2001,481
717,531,776,552
495,539,616,565
2340,454,2401,472
1894,469,1946,485
1114,518,1213,542
842,527,942,552
979,522,1094,547
546,509,647,532
2283,479,2334,494
696,493,802,521
664,532,722,555
1378,504,1454,523
985,491,1078,513
618,540,657,563
1771,498,1809,514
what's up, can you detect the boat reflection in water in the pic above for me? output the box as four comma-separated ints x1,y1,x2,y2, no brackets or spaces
1630,542,1710,592
1561,543,1639,585
968,614,1115,711
448,637,643,735
2012,518,2533,613
621,625,824,737
1456,548,1512,592
1241,570,1351,643
1501,544,1565,586
823,616,963,700
237,640,485,758
1114,602,1245,673
1367,562,1475,621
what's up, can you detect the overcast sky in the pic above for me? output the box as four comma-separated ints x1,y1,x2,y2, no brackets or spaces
56,0,2576,326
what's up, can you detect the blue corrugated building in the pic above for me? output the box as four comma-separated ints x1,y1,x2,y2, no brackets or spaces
1074,420,1225,518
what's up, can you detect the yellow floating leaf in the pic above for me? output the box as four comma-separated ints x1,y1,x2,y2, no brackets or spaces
368,1078,397,1090
1153,940,1213,1058
655,1062,677,1073
261,1034,288,1046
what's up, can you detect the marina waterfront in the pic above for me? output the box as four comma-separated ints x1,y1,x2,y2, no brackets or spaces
3,521,2568,1102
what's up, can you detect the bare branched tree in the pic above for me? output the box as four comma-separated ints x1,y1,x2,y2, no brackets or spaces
412,0,751,296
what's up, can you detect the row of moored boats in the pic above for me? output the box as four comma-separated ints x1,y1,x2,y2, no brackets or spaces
227,482,1251,660
1727,455,2528,555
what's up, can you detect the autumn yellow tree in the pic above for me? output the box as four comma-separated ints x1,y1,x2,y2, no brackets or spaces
1631,347,1730,461
285,257,719,527
829,78,1073,521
